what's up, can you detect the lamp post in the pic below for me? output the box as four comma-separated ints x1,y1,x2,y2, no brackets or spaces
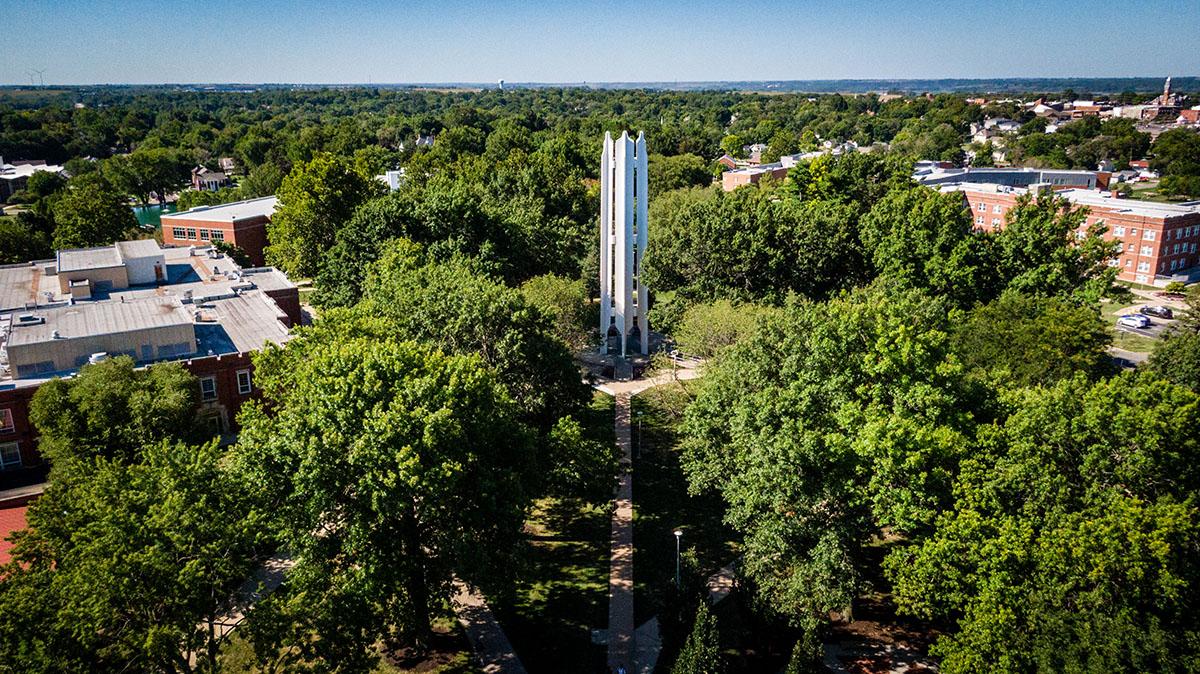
636,411,643,459
673,529,683,588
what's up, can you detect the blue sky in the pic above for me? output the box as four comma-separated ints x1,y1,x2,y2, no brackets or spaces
4,0,1198,84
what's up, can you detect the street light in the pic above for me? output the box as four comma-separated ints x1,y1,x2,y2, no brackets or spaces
673,529,683,588
635,411,643,458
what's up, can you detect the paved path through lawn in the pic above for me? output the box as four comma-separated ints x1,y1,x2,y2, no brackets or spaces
593,361,703,673
607,392,636,672
452,579,529,674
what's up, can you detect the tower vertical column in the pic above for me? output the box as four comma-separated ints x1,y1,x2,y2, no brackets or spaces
635,132,649,355
599,132,613,350
599,130,650,357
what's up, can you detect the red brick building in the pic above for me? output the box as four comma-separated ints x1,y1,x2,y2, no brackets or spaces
943,183,1200,285
160,196,277,267
0,240,300,478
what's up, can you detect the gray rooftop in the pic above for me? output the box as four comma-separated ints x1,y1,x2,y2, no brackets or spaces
194,291,292,356
115,239,164,259
0,264,41,313
162,196,278,223
57,246,122,273
6,296,193,348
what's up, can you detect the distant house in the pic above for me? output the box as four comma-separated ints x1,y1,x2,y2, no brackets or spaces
191,166,231,192
744,143,769,165
715,154,739,170
218,157,238,175
0,159,64,201
1177,109,1200,125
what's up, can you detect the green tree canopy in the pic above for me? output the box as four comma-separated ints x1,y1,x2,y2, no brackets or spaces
233,334,537,660
50,173,139,249
680,284,979,630
951,291,1112,388
266,152,382,278
0,441,265,674
29,357,202,469
889,373,1200,673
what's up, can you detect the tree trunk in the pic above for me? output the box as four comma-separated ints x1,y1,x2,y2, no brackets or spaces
402,503,433,652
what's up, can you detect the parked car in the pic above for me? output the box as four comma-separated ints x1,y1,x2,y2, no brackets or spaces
1117,314,1151,329
1140,305,1174,319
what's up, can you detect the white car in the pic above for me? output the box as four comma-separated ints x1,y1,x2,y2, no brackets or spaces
1117,314,1151,330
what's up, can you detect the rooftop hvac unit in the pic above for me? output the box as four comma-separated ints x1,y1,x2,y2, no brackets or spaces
15,314,44,326
88,352,108,365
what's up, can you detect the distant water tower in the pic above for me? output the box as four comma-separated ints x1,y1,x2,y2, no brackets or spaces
498,79,505,90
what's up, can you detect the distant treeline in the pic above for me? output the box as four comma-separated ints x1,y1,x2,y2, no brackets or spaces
0,76,1196,101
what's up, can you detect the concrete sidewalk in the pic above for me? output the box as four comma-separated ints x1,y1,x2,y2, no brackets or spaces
607,392,636,672
452,580,528,674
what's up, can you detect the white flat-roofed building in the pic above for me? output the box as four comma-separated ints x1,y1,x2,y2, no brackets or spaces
4,297,197,379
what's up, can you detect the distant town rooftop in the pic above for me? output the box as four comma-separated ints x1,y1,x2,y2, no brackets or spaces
162,196,278,223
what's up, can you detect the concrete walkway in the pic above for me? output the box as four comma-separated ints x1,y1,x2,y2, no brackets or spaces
607,392,637,672
452,579,528,674
593,359,703,673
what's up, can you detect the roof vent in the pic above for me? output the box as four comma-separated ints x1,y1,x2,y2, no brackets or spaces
15,314,44,326
51,330,61,339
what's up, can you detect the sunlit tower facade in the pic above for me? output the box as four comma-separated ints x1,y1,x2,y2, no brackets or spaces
599,130,649,356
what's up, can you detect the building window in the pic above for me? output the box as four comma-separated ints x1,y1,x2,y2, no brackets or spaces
204,413,225,436
236,370,252,395
1114,226,1126,236
1170,260,1178,271
209,230,225,242
200,376,217,400
1191,243,1197,253
1174,243,1181,254
1141,246,1152,255
977,203,987,211
0,442,21,470
992,218,1001,227
992,204,1002,214
1144,230,1155,240
1138,261,1150,272
1127,243,1135,252
199,229,210,241
1135,274,1148,283
1125,259,1131,267
0,409,12,434
172,227,186,239
185,228,197,239
1130,228,1137,236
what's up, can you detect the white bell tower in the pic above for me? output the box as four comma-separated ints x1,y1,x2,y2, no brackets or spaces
599,131,649,356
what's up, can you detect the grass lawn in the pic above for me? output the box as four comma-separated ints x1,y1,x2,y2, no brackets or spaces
490,391,615,674
1128,180,1191,204
630,382,739,625
218,616,479,674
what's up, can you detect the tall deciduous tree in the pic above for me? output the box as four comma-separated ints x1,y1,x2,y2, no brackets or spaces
680,284,978,631
51,173,139,249
0,358,261,674
359,240,590,431
859,185,990,305
951,291,1112,388
266,152,382,278
233,334,537,661
992,193,1119,304
888,373,1200,673
0,441,265,674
